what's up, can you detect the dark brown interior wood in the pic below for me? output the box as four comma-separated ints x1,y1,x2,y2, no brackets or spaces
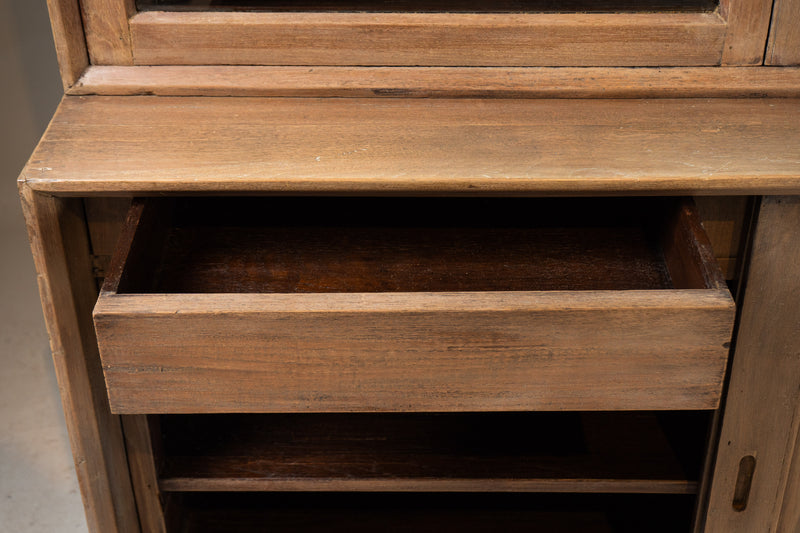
156,411,710,493
116,197,709,295
165,492,697,532
137,0,718,13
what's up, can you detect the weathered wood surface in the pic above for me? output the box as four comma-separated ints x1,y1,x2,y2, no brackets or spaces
18,185,138,532
80,0,135,65
22,96,800,195
70,66,800,98
45,0,88,89
130,11,725,67
704,197,800,532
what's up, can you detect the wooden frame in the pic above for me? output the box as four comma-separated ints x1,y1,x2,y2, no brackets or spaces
77,0,775,68
70,66,800,98
765,0,800,65
18,185,139,533
703,197,800,532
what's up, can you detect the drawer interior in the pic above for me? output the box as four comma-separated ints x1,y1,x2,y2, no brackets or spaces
111,197,722,295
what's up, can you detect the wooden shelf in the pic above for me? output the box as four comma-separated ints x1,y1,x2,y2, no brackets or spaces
22,96,800,195
156,411,710,493
165,492,697,532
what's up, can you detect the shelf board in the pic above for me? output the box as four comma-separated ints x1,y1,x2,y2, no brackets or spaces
157,411,708,493
22,96,800,195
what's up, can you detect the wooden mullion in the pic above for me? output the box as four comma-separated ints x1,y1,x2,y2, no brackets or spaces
765,0,800,65
46,0,89,89
80,0,136,65
719,0,775,65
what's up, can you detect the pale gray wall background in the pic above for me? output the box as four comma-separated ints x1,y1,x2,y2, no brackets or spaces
1,0,88,530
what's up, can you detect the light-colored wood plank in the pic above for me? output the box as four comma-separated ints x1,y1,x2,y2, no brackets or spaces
766,0,800,66
45,0,88,89
121,416,166,533
70,66,800,98
719,0,774,65
22,96,800,195
81,0,135,65
705,196,800,532
17,184,139,533
94,290,734,414
130,11,725,67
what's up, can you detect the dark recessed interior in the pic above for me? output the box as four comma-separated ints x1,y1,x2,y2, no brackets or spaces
117,197,691,294
165,491,698,532
137,0,718,13
155,411,710,493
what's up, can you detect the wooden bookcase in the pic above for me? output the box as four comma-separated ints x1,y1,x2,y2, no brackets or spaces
21,0,800,531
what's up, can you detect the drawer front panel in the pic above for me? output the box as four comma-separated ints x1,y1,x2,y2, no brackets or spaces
95,291,733,413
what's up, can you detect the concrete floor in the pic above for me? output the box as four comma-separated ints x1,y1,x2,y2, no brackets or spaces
1,0,89,530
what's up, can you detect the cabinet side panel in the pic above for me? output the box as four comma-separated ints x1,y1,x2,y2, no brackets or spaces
18,185,139,533
705,197,800,532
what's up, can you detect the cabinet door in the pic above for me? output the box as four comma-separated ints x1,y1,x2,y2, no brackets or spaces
79,0,773,67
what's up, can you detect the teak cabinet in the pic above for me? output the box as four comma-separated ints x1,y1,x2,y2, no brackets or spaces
21,0,800,531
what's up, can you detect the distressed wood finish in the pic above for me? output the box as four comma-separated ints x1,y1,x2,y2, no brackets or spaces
129,11,726,67
21,96,800,195
92,198,734,414
80,0,135,65
766,0,800,66
704,197,800,532
45,0,88,89
778,426,800,532
18,185,138,532
70,66,800,98
121,416,166,533
156,412,708,494
719,0,774,65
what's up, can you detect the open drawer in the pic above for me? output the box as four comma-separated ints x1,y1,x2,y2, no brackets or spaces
93,197,734,414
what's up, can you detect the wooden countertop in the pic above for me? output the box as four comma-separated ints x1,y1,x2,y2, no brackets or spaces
21,95,800,195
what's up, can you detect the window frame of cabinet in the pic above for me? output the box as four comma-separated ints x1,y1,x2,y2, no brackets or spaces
66,0,778,68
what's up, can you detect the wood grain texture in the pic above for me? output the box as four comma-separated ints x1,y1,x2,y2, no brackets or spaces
704,197,800,532
129,11,725,66
121,416,166,533
22,96,800,195
719,0,774,65
92,198,734,414
766,0,800,66
70,66,800,98
694,196,749,280
777,423,800,532
81,0,135,65
84,197,132,256
156,412,707,494
17,185,138,533
45,0,88,89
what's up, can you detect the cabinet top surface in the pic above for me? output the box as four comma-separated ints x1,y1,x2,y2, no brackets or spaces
20,95,800,195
